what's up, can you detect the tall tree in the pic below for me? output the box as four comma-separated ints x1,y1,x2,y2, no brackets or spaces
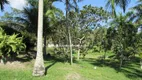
106,13,137,68
32,0,45,76
0,0,9,11
75,5,109,60
60,0,83,65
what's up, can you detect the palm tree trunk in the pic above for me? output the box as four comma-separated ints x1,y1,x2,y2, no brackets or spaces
32,0,45,76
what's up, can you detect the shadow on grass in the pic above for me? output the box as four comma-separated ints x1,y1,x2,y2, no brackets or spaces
44,55,66,62
43,55,67,75
43,53,73,64
45,61,57,75
121,65,142,79
83,57,142,80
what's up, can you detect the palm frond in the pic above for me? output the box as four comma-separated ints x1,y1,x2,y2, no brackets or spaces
105,0,131,16
0,0,9,11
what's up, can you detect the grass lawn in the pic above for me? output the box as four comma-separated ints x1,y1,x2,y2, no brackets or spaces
0,52,142,80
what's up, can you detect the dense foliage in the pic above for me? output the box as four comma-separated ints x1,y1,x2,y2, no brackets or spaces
0,27,25,61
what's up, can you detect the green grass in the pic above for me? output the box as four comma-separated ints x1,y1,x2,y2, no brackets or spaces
0,52,142,80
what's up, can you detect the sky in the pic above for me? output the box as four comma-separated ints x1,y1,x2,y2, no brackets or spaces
0,0,137,16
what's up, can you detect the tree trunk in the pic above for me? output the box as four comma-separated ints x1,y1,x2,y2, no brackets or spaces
77,47,80,60
66,5,73,65
0,55,7,64
140,59,142,69
77,43,81,61
77,36,84,61
33,0,45,76
102,51,107,65
43,35,47,57
103,51,107,60
68,28,73,65
0,59,4,64
119,54,124,68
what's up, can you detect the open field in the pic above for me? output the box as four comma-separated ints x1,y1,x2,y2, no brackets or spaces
0,52,142,80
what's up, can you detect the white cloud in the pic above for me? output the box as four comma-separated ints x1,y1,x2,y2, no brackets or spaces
8,0,27,10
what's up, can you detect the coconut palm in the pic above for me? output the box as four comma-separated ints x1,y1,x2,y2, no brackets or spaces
17,0,63,55
0,0,9,11
106,0,131,16
131,0,142,23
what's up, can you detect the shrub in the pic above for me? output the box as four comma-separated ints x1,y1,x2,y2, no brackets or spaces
0,27,26,62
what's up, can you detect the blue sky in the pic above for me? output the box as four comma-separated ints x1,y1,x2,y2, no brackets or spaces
0,0,137,16
53,0,137,13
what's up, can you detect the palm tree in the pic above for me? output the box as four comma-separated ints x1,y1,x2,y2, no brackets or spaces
32,0,45,76
131,0,142,23
43,0,63,56
17,0,62,56
0,0,9,11
106,0,131,16
22,5,38,34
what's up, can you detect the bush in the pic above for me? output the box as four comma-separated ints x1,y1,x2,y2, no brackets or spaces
0,27,26,62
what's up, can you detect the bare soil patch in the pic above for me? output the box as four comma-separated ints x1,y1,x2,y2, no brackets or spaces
66,72,81,80
0,60,33,69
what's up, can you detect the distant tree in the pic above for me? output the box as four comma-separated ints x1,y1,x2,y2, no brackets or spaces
136,32,142,69
76,5,109,60
107,13,137,68
59,0,83,65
